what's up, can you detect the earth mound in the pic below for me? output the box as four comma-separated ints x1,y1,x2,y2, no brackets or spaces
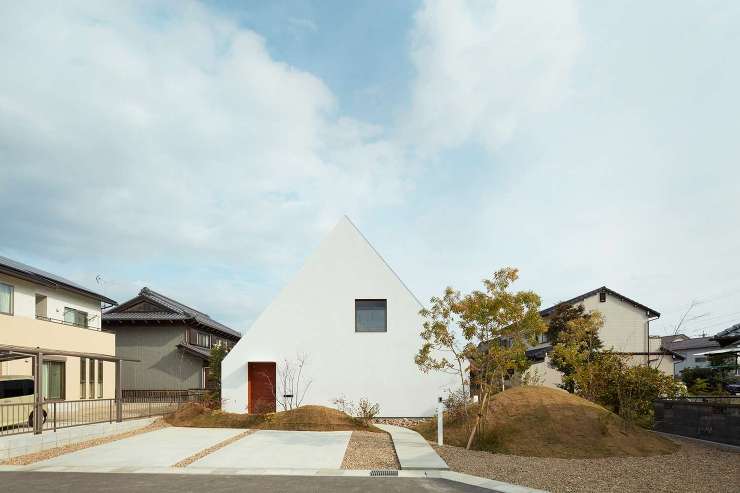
166,403,381,432
415,386,678,458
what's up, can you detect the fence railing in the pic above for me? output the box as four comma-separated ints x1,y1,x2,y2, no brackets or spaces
0,393,202,437
659,396,740,405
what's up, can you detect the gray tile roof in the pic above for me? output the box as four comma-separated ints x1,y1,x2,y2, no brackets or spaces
712,322,740,346
0,254,116,305
177,343,211,360
540,286,660,318
103,287,240,339
663,336,719,351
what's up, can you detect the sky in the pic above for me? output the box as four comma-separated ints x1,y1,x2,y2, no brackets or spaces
1,0,739,338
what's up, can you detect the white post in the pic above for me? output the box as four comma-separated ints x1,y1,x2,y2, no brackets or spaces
437,396,444,446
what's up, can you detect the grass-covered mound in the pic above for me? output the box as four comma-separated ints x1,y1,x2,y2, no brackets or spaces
166,403,382,432
415,386,678,458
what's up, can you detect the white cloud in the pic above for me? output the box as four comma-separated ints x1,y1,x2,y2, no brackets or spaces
0,1,407,269
405,0,581,153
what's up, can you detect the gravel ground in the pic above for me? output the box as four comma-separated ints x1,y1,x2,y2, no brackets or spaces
341,431,400,470
434,437,740,493
2,419,168,466
373,417,430,429
173,429,254,467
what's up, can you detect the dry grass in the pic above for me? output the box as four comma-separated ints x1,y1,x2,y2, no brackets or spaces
1,419,167,466
172,429,254,467
165,403,383,433
415,386,678,458
434,437,740,493
341,431,400,470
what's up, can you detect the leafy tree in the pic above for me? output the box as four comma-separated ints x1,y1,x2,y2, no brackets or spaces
680,367,722,390
546,303,589,344
208,341,229,407
454,268,546,449
416,287,471,397
550,312,605,393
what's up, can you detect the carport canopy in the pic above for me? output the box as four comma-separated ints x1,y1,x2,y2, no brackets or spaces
0,343,139,433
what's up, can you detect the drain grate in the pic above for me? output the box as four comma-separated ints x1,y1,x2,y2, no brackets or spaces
370,470,399,477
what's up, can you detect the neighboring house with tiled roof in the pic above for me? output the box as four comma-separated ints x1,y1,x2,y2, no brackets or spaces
103,288,240,392
526,287,677,387
663,334,722,376
712,323,740,347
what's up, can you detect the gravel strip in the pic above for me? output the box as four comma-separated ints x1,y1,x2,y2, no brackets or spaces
373,417,430,429
173,429,254,468
341,431,400,470
2,419,168,466
434,437,740,493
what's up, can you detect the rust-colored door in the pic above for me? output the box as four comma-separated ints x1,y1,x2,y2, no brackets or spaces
247,362,276,414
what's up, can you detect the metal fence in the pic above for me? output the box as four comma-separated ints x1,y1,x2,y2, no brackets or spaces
0,393,201,437
664,396,740,405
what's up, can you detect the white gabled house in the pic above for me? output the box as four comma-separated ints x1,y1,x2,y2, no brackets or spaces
221,217,455,417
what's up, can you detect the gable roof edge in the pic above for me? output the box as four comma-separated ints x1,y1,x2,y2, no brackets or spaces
343,216,424,309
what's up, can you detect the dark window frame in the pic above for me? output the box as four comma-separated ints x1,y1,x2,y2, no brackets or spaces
43,360,66,401
355,299,388,333
0,282,13,316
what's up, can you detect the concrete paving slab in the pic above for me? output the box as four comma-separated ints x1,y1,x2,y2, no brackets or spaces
375,424,448,470
36,427,242,468
189,430,351,469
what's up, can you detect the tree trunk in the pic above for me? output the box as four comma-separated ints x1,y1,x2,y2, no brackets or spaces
466,390,489,450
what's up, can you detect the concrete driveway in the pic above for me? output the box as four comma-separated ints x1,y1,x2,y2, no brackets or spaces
37,427,243,468
191,430,352,469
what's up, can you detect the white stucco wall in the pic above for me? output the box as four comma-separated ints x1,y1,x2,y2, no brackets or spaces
0,272,114,399
221,217,456,417
0,272,103,329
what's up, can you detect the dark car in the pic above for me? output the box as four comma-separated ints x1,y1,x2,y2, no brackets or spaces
724,382,740,395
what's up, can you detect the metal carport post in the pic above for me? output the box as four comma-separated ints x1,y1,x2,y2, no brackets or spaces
0,344,139,434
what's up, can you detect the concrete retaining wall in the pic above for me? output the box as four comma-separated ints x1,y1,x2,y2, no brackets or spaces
654,400,740,446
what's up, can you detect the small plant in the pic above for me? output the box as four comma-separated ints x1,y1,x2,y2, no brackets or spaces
332,395,380,423
521,366,544,386
356,398,380,422
442,387,471,421
332,394,355,416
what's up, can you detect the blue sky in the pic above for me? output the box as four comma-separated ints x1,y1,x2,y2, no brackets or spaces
1,1,738,338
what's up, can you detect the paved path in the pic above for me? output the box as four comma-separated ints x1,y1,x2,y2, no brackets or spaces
36,427,242,468
190,430,352,469
0,471,492,492
376,424,448,470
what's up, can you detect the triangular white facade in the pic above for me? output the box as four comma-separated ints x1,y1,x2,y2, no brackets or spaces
221,217,455,416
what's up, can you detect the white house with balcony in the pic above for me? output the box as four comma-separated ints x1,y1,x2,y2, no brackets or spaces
221,217,456,417
0,255,118,401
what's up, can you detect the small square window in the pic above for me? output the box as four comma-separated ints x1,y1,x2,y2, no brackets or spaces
355,299,387,332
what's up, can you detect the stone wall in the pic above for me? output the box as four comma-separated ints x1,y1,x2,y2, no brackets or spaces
654,399,740,446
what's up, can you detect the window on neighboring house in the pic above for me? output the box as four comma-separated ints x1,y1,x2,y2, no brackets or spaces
35,294,47,319
89,359,95,399
98,360,103,398
80,357,87,399
42,361,65,401
355,299,387,332
191,330,211,348
694,356,707,363
599,290,607,303
64,307,88,328
0,282,13,315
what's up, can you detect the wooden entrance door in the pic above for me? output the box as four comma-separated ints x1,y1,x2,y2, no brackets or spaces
247,362,276,414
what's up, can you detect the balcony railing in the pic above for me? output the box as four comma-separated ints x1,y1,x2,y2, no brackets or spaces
35,315,98,331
